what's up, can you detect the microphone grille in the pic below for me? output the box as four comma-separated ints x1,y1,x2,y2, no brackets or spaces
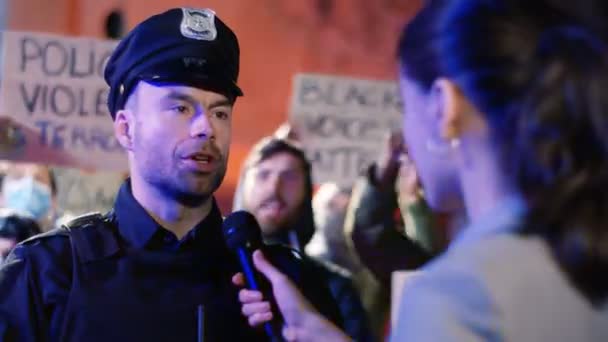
222,210,263,251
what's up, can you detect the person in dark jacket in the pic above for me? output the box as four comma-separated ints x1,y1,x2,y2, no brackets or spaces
345,131,468,286
0,209,41,261
342,131,444,339
0,7,342,341
233,136,373,342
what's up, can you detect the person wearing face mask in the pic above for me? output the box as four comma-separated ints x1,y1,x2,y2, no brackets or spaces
0,163,59,231
2,173,52,219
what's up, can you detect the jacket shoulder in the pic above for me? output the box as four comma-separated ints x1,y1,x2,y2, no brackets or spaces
20,212,106,243
19,226,70,250
18,211,113,260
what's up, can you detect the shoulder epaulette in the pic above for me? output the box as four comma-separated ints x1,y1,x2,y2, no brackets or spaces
63,210,119,263
62,212,105,231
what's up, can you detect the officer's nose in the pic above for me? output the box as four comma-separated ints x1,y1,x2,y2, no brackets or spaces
190,111,214,140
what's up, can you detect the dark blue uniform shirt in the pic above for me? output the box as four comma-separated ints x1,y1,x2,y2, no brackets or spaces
0,181,342,341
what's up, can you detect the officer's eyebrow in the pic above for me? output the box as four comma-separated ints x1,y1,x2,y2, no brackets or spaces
163,91,233,109
208,98,233,109
163,91,198,107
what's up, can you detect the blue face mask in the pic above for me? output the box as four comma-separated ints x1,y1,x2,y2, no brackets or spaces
3,177,52,220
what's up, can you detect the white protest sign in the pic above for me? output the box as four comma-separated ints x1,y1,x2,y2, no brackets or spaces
289,73,402,185
0,31,126,171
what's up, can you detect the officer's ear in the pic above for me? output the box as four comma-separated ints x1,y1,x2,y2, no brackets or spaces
114,109,135,151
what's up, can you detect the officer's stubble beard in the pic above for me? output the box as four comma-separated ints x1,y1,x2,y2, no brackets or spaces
128,103,228,209
136,136,228,208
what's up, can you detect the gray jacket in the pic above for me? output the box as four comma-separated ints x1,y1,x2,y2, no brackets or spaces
392,197,608,341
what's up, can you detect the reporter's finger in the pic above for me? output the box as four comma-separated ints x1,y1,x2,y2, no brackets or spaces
248,312,273,327
241,301,271,316
239,289,264,303
232,273,245,287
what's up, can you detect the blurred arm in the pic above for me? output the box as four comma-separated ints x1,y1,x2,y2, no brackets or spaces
344,165,433,286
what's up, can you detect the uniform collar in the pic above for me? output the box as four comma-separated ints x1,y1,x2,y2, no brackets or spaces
113,180,224,250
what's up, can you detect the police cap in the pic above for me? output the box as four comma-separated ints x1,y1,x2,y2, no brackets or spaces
104,7,243,118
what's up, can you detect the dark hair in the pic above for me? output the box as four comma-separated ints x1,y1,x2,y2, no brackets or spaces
398,0,608,304
0,210,42,243
241,137,316,247
244,137,311,172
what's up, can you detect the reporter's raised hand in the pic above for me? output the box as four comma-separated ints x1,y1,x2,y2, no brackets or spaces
232,250,351,342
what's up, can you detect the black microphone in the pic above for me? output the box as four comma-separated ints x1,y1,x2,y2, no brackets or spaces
222,211,284,342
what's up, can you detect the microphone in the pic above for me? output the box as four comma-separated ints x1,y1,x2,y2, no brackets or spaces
222,211,284,341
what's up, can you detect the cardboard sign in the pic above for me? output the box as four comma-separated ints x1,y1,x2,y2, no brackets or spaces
289,73,402,185
0,31,126,171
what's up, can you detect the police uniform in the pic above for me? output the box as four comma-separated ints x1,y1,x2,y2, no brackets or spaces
0,8,342,341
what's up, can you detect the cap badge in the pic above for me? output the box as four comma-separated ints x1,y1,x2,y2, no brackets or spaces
180,8,217,41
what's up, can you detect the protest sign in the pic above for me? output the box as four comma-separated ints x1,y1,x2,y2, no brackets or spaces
0,31,126,171
289,73,402,185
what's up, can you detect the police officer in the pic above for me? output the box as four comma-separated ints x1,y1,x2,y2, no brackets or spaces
0,8,342,341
